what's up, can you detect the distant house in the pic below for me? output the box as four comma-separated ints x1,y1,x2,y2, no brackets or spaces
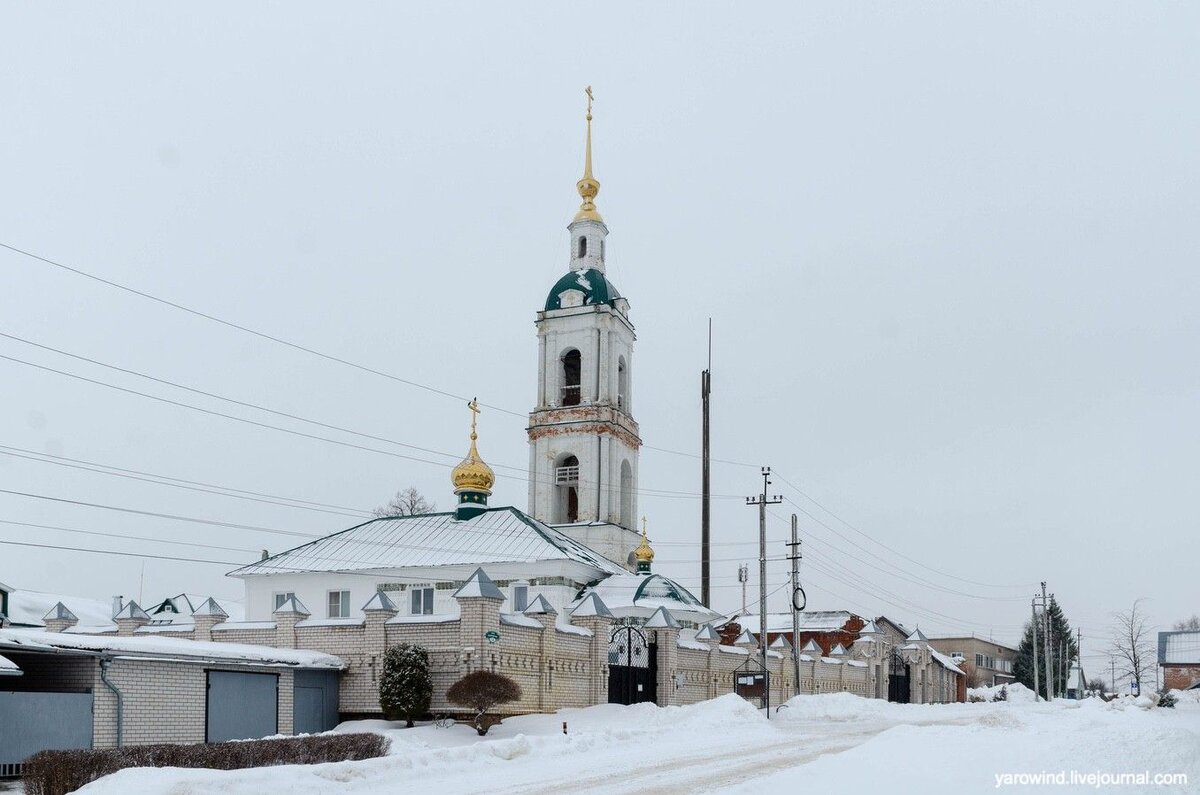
0,585,115,630
1159,630,1200,690
928,635,1017,687
718,610,867,655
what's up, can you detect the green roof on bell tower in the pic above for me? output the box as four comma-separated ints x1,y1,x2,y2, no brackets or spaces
544,268,622,311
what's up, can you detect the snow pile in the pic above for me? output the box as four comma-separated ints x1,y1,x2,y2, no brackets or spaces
967,682,1037,703
773,692,907,722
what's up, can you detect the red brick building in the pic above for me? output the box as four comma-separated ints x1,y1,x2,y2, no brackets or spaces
718,610,867,654
1159,630,1200,690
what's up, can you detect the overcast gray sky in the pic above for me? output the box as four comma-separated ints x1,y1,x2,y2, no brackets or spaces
2,3,1196,661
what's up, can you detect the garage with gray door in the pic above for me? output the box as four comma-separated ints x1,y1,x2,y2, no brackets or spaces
205,670,280,742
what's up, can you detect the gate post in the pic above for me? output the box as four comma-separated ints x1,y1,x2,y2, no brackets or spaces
645,607,680,706
568,594,613,706
453,569,505,673
273,596,310,649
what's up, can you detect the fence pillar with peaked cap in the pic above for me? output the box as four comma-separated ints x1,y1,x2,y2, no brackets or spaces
694,623,722,699
570,593,614,706
191,598,228,642
645,606,681,706
42,602,79,634
454,568,504,671
524,595,559,710
273,595,310,649
114,600,149,636
362,590,398,667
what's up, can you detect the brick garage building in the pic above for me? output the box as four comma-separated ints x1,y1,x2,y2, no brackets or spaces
1159,630,1200,690
0,623,342,777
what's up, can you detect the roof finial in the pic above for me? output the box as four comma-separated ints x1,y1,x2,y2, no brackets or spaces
452,397,494,499
574,86,603,223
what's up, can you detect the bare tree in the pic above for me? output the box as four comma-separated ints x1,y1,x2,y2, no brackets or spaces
373,487,435,518
1173,615,1200,631
1110,599,1157,692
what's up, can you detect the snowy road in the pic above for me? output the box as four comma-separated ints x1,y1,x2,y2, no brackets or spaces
77,691,1200,794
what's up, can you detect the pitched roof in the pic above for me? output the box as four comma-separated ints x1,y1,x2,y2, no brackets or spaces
571,593,613,618
572,573,722,623
43,602,77,622
229,507,625,577
644,607,680,629
114,601,149,621
800,639,821,653
523,595,557,616
694,623,720,641
734,628,756,645
272,596,310,616
769,635,792,650
361,591,398,612
453,568,504,600
906,627,929,643
191,598,228,618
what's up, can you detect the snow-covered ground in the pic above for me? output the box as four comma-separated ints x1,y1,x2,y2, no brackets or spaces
74,691,1200,794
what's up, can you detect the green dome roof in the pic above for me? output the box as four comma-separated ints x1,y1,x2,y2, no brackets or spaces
545,268,622,311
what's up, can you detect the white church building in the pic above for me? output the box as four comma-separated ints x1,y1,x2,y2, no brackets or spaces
231,94,716,629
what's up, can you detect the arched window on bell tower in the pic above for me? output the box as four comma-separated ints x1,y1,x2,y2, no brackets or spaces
578,236,587,258
561,349,581,406
555,454,580,524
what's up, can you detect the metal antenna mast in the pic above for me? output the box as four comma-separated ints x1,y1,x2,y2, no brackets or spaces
746,467,782,716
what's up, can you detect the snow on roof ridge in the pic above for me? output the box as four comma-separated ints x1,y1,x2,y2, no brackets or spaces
453,568,505,600
361,591,398,612
114,601,149,621
570,592,613,618
734,628,755,645
191,598,228,618
523,595,557,616
0,628,341,669
644,606,680,629
43,602,78,621
694,623,720,641
769,635,792,649
272,595,310,616
906,626,929,643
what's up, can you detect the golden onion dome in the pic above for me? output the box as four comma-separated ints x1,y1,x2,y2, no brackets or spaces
634,516,655,564
451,400,495,494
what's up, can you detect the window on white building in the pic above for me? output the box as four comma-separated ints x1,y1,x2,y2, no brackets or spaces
512,583,529,613
410,586,434,615
273,592,296,610
327,590,350,618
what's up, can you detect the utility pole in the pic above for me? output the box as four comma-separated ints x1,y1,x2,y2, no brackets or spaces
1031,597,1040,700
1041,582,1053,702
746,467,782,717
700,319,712,607
738,564,749,614
786,514,804,697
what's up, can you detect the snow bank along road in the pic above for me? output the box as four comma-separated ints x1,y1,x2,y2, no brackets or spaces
80,691,1200,794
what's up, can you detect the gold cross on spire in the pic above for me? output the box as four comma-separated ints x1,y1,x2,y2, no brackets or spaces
641,515,647,536
585,85,594,120
575,86,602,222
468,397,480,441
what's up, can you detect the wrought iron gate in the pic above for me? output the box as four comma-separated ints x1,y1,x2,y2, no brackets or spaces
887,648,910,704
608,625,657,705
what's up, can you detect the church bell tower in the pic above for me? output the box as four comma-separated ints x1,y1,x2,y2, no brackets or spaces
527,88,642,567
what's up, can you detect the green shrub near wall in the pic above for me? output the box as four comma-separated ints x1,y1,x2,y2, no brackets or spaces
24,733,389,795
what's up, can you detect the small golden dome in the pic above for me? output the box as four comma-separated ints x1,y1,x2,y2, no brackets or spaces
451,400,495,494
634,516,654,563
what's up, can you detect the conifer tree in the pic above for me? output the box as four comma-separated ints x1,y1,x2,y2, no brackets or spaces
379,643,432,727
1012,597,1078,697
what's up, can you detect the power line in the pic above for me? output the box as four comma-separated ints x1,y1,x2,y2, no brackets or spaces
2,538,242,567
774,475,1037,589
0,348,740,502
0,519,261,555
0,445,372,520
0,241,523,418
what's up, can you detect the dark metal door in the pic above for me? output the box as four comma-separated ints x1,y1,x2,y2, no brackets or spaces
887,649,910,704
607,626,657,705
206,671,278,742
0,691,93,776
293,670,339,735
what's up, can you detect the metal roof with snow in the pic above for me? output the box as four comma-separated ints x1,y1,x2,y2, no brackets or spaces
229,507,626,578
571,573,722,624
0,628,342,670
